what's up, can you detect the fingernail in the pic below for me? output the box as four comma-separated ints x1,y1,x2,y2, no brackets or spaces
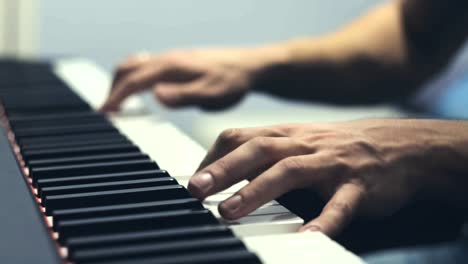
190,172,214,194
221,195,243,213
302,225,321,233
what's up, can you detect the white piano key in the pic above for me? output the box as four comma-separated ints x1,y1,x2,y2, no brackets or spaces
172,176,192,183
203,199,280,217
230,216,304,237
224,213,300,226
203,194,278,208
110,116,206,176
177,179,248,194
243,232,364,264
248,203,290,216
219,180,249,194
203,194,301,237
203,193,239,205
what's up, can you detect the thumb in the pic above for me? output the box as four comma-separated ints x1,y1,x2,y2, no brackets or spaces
299,184,364,237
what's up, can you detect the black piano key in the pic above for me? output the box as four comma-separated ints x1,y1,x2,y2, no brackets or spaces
65,225,232,251
10,113,107,130
2,93,85,111
0,82,68,91
52,198,201,228
6,106,91,117
13,123,117,138
21,137,130,151
40,177,176,198
43,185,189,214
11,115,110,131
3,99,88,111
69,237,245,263
0,73,60,86
22,143,139,163
30,159,158,184
8,111,101,123
0,68,61,86
28,152,147,167
57,209,218,240
0,88,73,102
89,250,261,264
36,170,168,188
17,132,124,146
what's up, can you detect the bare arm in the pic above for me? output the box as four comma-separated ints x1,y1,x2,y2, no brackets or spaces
253,0,468,104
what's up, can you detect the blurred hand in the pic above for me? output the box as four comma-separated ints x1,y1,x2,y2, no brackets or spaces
188,119,436,237
101,48,272,111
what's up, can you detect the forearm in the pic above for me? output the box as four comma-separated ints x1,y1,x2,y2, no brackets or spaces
251,0,468,105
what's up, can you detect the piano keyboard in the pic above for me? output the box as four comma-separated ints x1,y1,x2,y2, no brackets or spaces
0,58,363,264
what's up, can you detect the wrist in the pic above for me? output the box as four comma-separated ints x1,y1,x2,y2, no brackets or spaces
244,42,300,93
245,44,291,75
245,38,333,93
400,120,468,205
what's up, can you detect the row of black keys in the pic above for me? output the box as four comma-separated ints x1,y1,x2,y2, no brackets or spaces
0,61,261,264
0,61,91,117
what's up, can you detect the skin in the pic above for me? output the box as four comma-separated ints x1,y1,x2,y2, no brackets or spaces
102,0,468,237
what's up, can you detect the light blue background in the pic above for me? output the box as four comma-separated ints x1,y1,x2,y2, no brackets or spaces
39,0,386,70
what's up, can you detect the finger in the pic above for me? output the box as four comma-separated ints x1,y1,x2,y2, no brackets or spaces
299,183,364,237
111,52,152,90
101,65,164,112
188,137,313,200
218,154,322,220
196,126,288,172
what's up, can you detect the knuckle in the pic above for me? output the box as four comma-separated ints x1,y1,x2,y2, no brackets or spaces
114,65,125,74
124,75,139,88
328,201,353,217
249,137,273,155
198,87,221,99
161,51,183,64
277,124,294,136
333,157,353,174
352,138,377,154
218,128,243,145
278,156,305,174
114,63,130,76
237,188,255,203
263,127,288,137
210,158,230,177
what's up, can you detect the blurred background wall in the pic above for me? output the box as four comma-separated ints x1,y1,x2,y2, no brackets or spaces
39,0,387,70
